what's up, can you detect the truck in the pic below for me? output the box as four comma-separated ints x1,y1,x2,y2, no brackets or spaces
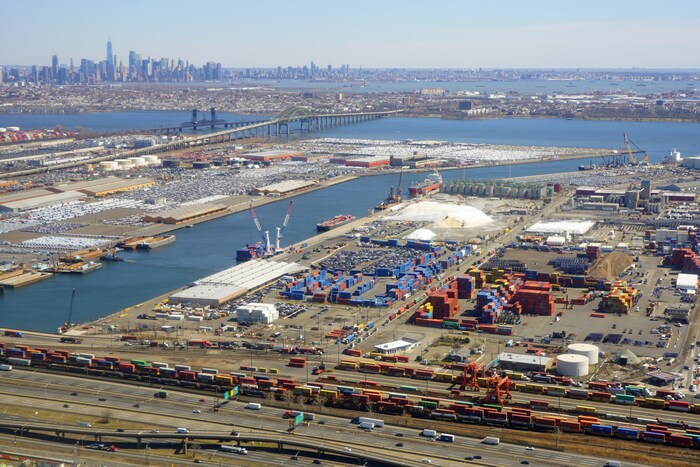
0,364,12,371
421,429,437,438
59,336,82,344
4,330,23,338
353,417,384,427
220,445,248,454
438,433,455,443
283,411,315,421
154,391,167,399
481,436,500,445
358,421,375,431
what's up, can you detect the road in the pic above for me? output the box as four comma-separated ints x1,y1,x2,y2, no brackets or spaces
0,369,648,467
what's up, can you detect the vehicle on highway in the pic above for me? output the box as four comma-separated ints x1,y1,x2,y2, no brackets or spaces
192,409,201,413
220,445,247,454
420,429,437,438
603,461,622,467
98,398,106,401
63,404,69,408
116,428,125,432
0,364,13,371
343,447,352,452
176,427,189,434
245,402,261,410
526,446,534,451
420,459,432,464
358,421,375,431
351,416,384,427
481,436,500,445
150,429,159,433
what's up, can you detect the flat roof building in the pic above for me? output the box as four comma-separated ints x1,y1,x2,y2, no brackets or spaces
374,339,416,354
253,180,316,196
0,190,86,213
497,352,553,372
143,203,228,224
240,150,301,162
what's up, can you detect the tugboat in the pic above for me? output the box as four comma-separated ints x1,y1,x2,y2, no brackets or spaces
408,171,442,196
100,248,124,262
375,170,403,211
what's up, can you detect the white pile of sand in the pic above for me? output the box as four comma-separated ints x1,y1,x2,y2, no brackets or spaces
406,228,437,241
386,201,493,228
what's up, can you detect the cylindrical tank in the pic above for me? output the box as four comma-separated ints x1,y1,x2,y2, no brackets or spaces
567,343,599,365
7,126,20,132
0,128,7,133
556,354,589,377
115,159,130,166
99,161,119,171
143,155,161,165
129,157,146,166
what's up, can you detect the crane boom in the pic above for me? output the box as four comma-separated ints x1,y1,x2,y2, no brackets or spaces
279,200,293,238
249,202,262,232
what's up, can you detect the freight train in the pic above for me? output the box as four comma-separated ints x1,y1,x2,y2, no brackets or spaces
1,342,699,451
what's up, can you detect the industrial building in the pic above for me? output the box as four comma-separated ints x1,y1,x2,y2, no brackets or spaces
343,156,391,168
681,156,700,170
50,176,156,197
235,302,279,324
0,190,86,213
441,180,547,199
239,150,301,162
374,339,417,354
496,352,553,372
168,259,305,307
143,203,228,224
253,180,316,196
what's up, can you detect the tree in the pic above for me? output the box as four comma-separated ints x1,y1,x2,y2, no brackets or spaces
99,409,113,424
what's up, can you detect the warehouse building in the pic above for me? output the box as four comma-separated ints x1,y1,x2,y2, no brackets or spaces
374,339,417,354
344,155,391,168
143,203,227,224
0,190,86,213
51,176,156,197
496,352,553,372
240,150,301,162
236,302,279,324
253,180,316,196
168,259,305,306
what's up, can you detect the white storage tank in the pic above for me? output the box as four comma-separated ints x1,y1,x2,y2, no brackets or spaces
143,155,160,165
115,159,130,166
0,128,7,133
130,157,146,166
99,161,119,171
567,343,599,365
556,354,589,377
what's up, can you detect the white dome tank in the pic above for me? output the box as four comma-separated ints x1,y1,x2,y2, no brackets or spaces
130,157,146,166
143,155,160,165
567,343,599,365
556,354,589,377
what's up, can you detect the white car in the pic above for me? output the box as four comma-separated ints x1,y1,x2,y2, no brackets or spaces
343,447,352,452
421,459,432,464
526,446,534,451
192,409,201,413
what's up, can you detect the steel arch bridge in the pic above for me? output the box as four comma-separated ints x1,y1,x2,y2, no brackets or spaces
273,106,316,121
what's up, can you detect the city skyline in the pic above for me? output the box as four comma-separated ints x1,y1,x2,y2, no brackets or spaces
1,0,699,69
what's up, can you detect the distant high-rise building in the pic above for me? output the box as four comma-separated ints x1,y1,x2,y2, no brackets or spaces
51,54,59,79
106,39,113,66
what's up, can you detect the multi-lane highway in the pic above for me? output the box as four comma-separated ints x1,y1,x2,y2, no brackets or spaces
0,369,646,466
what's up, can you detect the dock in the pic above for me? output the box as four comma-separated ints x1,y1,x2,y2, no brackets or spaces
118,234,176,250
0,270,53,288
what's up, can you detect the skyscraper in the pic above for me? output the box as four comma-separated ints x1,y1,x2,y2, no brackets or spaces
106,39,113,66
51,55,59,80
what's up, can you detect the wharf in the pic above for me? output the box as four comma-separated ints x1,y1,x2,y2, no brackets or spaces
0,270,53,288
118,235,175,250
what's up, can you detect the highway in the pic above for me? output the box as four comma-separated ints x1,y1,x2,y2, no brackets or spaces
0,369,646,467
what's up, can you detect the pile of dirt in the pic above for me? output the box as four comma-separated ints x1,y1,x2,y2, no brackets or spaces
587,252,634,280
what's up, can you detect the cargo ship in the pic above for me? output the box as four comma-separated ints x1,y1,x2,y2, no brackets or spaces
317,214,355,232
375,170,403,211
408,171,442,196
236,242,266,262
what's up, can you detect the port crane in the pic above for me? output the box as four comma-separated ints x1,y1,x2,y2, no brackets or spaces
484,375,513,406
248,200,294,256
374,170,404,210
275,200,294,253
456,361,485,392
624,133,649,166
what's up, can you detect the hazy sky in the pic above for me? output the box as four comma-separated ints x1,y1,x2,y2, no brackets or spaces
2,0,699,69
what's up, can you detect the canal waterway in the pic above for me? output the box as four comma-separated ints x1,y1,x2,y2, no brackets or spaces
0,116,699,331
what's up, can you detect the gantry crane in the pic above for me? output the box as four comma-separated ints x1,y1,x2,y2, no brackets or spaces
484,375,512,406
458,361,485,392
249,202,271,254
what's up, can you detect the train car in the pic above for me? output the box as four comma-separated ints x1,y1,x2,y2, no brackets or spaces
589,424,614,437
523,383,545,394
590,391,612,402
575,405,597,415
529,400,550,409
642,398,667,409
615,427,640,440
642,431,667,443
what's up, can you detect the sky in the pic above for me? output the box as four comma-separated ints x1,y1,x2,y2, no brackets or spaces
2,0,699,69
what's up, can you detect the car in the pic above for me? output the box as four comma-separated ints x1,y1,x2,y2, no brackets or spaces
343,447,352,452
116,428,125,432
521,462,530,465
199,399,206,403
420,459,432,464
230,430,239,436
313,461,322,465
465,457,474,461
133,403,140,408
395,432,404,437
395,443,404,447
192,409,201,413
194,461,202,464
695,393,700,399
63,404,70,408
473,456,482,460
150,429,160,433
291,456,299,461
70,392,78,396
317,420,325,425
98,398,106,401
526,446,534,451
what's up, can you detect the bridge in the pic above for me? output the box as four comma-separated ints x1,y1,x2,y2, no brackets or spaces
151,107,267,134
0,421,421,466
0,107,402,179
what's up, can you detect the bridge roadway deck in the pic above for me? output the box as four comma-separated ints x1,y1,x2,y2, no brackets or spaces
0,421,421,467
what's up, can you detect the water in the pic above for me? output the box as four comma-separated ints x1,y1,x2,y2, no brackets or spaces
1,115,699,331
